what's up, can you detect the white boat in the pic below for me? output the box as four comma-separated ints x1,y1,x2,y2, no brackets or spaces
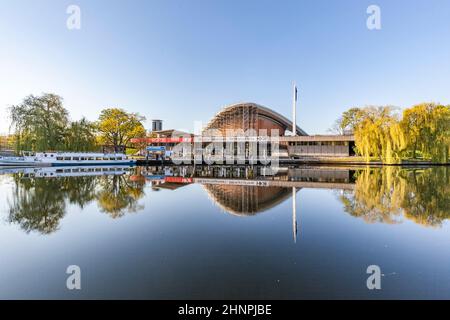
0,155,44,167
0,152,136,167
0,166,133,177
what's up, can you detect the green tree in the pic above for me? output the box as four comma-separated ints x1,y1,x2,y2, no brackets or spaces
401,103,449,162
0,134,15,152
332,107,366,134
64,117,98,151
9,93,69,152
334,103,449,163
352,106,405,163
96,108,146,150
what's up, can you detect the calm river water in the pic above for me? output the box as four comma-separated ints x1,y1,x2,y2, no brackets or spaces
0,165,449,299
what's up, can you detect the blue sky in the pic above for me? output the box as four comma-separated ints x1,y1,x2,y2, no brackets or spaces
1,0,449,134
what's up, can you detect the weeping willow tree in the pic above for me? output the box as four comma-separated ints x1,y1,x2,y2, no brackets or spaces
9,93,100,152
63,117,98,151
333,103,449,163
401,103,450,163
10,94,69,152
351,106,405,163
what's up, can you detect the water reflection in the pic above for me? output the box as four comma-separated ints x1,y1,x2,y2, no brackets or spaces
96,174,145,218
5,167,144,233
203,185,292,216
1,165,449,235
340,166,450,227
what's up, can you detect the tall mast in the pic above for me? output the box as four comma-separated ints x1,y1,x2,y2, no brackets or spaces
292,83,298,136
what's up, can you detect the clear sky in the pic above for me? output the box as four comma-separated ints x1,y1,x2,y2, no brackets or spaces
1,0,449,135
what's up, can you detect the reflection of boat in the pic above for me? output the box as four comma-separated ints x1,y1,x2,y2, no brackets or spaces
0,155,46,167
0,152,136,167
0,166,134,178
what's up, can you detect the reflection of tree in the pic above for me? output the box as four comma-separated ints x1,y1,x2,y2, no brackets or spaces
340,167,450,227
401,168,450,226
96,175,145,219
7,170,146,234
63,176,97,208
8,176,70,234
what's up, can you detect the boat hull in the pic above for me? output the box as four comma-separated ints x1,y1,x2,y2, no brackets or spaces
0,160,136,167
0,161,50,167
51,161,136,167
0,153,136,167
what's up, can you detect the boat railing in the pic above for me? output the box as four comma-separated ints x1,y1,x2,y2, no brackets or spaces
21,151,35,157
0,156,26,161
36,151,128,156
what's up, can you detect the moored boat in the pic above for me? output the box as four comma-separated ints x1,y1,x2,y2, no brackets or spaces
0,152,136,167
0,165,134,177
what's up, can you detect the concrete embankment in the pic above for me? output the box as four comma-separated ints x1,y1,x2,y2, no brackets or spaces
135,158,450,166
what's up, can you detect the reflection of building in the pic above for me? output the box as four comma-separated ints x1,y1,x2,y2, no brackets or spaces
202,180,300,243
287,167,354,183
203,184,294,216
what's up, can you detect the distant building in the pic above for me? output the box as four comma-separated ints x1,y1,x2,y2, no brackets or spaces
131,129,194,158
203,103,354,157
151,119,163,132
281,135,356,157
131,102,355,159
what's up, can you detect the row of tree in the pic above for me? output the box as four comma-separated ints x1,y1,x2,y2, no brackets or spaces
8,93,146,153
332,103,450,163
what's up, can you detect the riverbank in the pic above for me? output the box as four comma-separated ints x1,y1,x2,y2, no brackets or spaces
135,157,450,166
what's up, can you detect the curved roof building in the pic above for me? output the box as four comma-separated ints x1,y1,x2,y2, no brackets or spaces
203,102,307,136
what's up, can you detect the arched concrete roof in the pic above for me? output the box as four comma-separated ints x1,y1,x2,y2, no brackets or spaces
203,102,308,136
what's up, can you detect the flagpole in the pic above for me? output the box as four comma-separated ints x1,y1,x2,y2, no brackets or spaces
292,82,297,136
